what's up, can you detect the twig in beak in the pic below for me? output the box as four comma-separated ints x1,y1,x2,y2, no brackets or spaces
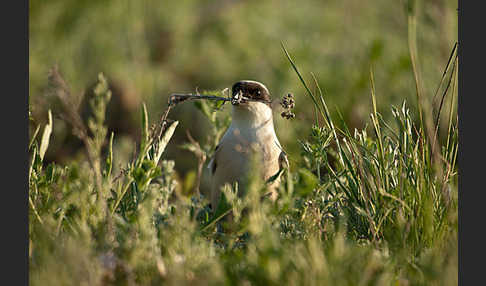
169,93,232,106
168,92,271,106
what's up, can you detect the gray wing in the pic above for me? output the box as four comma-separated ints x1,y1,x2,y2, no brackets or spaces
275,138,289,170
278,150,289,170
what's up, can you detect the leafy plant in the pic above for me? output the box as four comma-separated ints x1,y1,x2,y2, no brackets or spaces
29,40,457,286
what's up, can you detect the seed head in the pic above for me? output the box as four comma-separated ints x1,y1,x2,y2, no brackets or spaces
280,93,296,120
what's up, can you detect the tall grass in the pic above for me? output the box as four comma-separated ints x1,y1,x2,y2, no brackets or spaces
29,0,458,181
29,38,457,285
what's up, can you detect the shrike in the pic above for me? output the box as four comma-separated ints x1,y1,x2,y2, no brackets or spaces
208,80,288,209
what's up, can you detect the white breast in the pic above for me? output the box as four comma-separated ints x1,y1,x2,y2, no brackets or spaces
209,102,283,207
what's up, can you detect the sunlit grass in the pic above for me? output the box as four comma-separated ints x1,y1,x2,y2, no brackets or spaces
29,1,457,284
29,40,457,284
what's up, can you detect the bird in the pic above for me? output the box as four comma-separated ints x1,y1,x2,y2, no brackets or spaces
207,80,289,211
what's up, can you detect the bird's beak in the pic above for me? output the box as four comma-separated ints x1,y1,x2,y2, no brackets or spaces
231,90,243,105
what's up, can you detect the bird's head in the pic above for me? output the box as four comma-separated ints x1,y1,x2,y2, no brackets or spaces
230,80,274,126
231,80,271,106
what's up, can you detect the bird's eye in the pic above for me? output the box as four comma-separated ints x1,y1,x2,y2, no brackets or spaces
256,90,261,96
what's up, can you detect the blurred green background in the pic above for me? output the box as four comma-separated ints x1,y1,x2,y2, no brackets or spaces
29,0,457,196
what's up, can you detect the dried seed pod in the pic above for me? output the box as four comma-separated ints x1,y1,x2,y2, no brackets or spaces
280,93,296,120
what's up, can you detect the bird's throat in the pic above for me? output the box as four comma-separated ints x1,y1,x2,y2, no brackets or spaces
231,102,274,129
